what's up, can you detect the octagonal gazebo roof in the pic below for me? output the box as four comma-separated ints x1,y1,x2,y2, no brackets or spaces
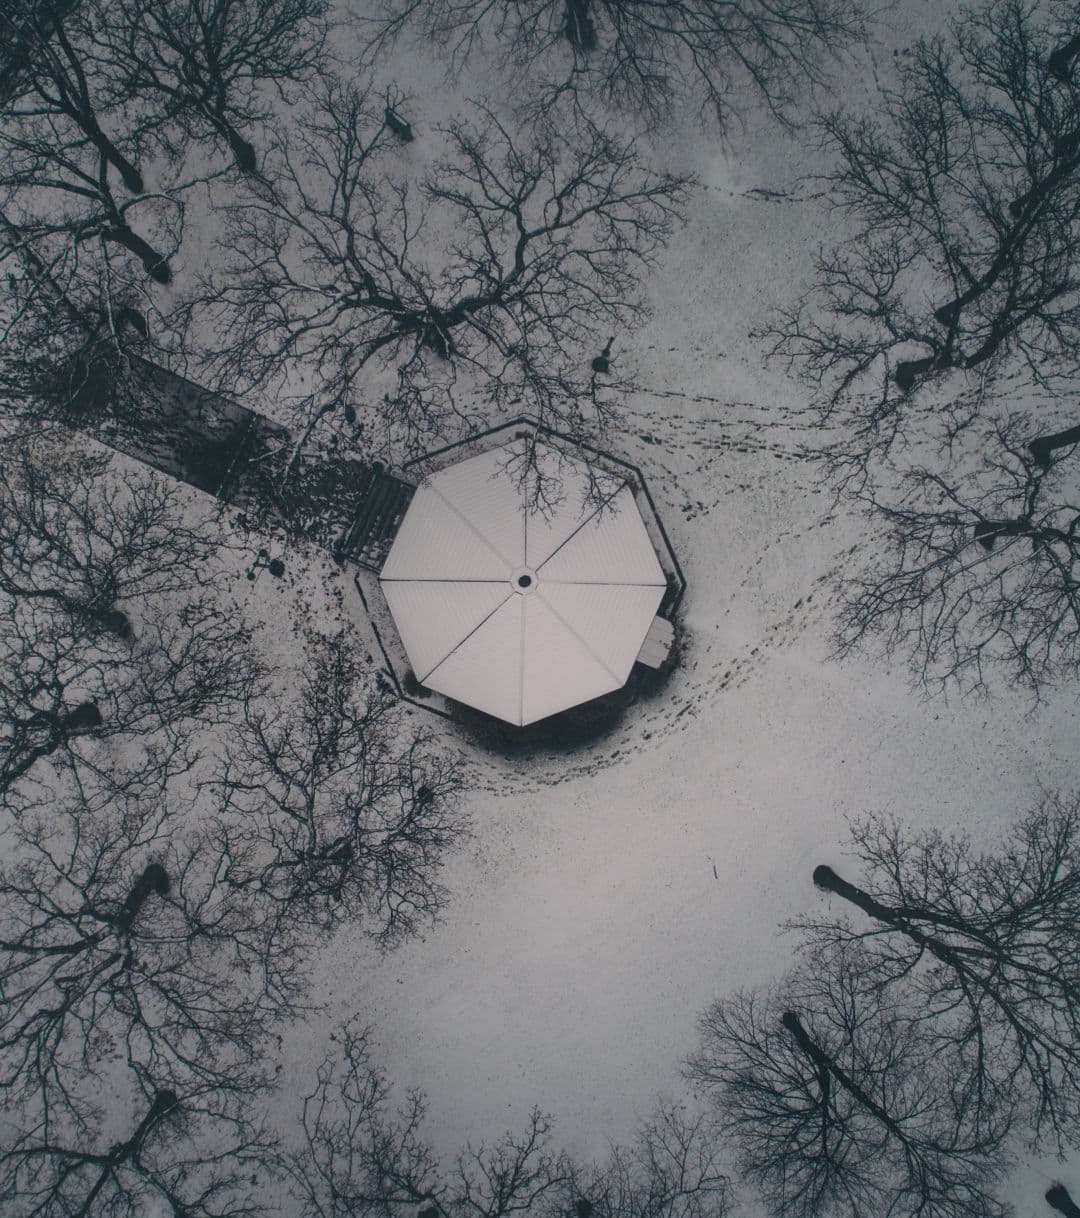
379,439,666,725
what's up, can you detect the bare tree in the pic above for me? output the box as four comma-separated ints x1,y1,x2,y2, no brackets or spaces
0,595,261,809
0,428,262,803
574,1104,732,1218
287,1022,730,1218
0,0,284,417
0,197,158,427
76,0,329,174
0,0,247,345
360,0,864,126
0,427,222,634
284,1022,435,1218
764,0,1080,444
1,1079,278,1218
0,98,189,284
212,632,466,948
688,945,1011,1218
191,86,690,463
835,412,1079,695
755,0,1080,695
1030,419,1080,467
0,595,261,804
797,794,1080,1152
0,785,299,1139
0,1,145,190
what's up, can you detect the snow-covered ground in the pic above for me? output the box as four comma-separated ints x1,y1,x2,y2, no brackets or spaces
218,4,1080,1209
23,0,1077,1208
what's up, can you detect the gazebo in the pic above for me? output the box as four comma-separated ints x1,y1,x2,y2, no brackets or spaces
379,435,673,726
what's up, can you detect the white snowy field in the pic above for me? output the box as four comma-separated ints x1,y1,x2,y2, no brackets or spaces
220,2,1080,1208
12,0,1075,1209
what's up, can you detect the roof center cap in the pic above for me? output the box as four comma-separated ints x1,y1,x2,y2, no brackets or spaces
511,567,538,595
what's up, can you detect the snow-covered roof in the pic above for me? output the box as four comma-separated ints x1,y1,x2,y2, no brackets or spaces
380,440,666,725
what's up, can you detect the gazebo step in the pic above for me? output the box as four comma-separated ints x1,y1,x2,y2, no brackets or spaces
636,615,675,669
338,469,415,568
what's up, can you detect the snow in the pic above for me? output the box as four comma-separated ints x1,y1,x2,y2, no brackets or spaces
319,628,1077,1177
309,6,1080,1203
9,0,1080,1210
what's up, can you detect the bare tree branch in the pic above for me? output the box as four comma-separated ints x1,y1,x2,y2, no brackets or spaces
212,632,467,949
834,413,1079,696
288,1024,731,1218
794,794,1080,1152
187,86,691,469
2,1078,278,1218
76,0,329,174
359,0,865,127
688,944,1012,1218
763,0,1080,428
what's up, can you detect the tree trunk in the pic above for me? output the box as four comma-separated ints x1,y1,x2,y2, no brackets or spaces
1047,34,1080,82
813,864,900,923
102,225,171,283
973,517,1032,550
114,1090,179,1161
383,105,414,142
895,354,948,392
85,124,144,194
1013,131,1080,213
1052,130,1080,162
13,585,132,636
78,1091,180,1215
320,839,353,864
1,701,102,794
564,0,597,51
94,607,133,636
0,0,81,109
227,128,258,174
30,16,145,193
932,149,1079,326
1029,423,1080,468
812,864,985,976
961,280,1072,370
71,600,132,636
211,113,258,174
1047,1183,1080,1218
21,699,101,736
115,863,171,933
781,1011,907,1139
61,700,103,732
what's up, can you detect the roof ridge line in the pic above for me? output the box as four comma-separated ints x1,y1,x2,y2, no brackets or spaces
429,483,516,570
533,590,622,687
418,589,514,683
541,579,667,587
532,481,624,574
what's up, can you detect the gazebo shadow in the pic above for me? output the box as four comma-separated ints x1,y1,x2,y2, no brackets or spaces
439,631,680,756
